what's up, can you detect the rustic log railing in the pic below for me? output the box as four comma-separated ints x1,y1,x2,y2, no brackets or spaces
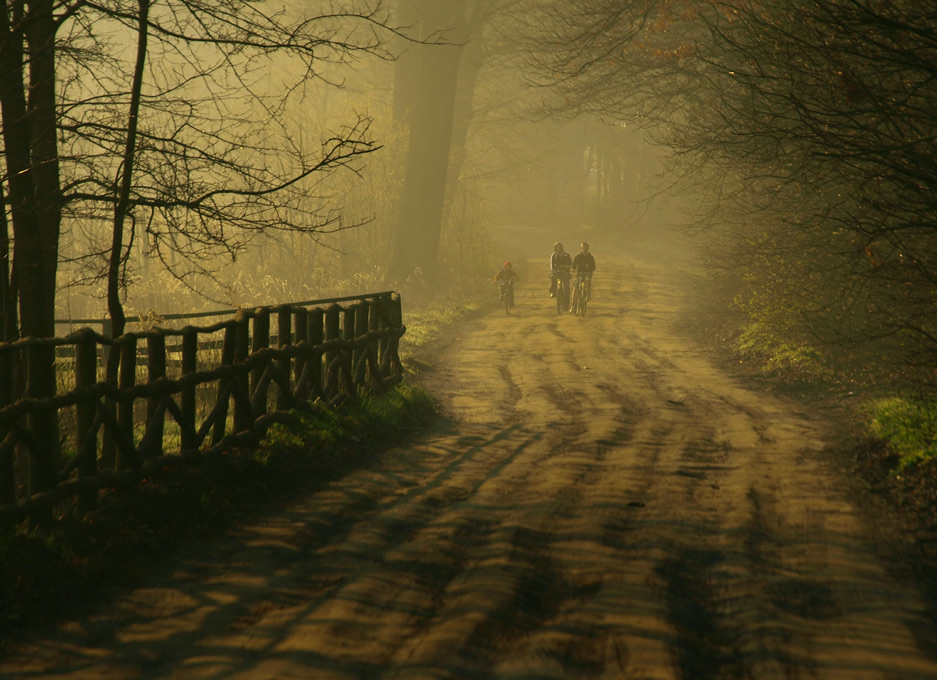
0,292,405,526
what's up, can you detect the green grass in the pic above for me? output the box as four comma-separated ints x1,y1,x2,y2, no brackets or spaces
733,317,828,381
260,383,437,458
868,397,937,469
400,301,483,351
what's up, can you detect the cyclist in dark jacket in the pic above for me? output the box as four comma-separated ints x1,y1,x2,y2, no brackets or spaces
571,242,596,301
548,242,572,298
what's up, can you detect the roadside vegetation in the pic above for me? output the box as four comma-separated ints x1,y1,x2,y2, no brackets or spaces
867,398,937,471
0,381,437,637
0,267,494,639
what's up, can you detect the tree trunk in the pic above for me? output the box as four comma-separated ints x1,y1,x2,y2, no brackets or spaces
385,0,464,287
0,0,36,338
392,0,421,124
108,0,150,341
0,0,66,503
23,0,60,339
440,25,485,228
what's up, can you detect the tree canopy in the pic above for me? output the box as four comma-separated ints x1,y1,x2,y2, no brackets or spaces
528,0,937,388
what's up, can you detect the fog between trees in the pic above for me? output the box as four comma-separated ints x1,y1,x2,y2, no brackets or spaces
2,0,935,393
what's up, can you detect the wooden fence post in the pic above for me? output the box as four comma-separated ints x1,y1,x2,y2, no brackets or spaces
388,293,403,375
26,342,59,504
146,334,167,459
324,304,341,398
0,345,13,506
276,305,292,411
233,311,252,432
354,302,369,387
75,331,99,513
250,308,270,417
212,322,237,445
368,298,380,335
100,318,113,377
100,342,116,469
342,305,356,393
308,308,324,399
293,307,308,401
180,327,198,451
116,335,138,471
367,298,380,384
377,295,390,373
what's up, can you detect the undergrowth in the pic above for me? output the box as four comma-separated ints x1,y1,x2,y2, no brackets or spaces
867,397,937,470
401,301,483,351
260,383,436,457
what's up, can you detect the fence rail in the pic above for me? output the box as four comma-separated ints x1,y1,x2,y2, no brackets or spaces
0,292,405,526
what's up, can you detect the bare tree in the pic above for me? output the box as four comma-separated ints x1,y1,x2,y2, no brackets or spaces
525,0,937,388
689,1,937,384
52,0,396,337
0,0,396,496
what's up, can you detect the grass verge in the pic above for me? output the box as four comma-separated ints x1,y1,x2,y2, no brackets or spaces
867,397,937,470
400,301,483,352
398,296,489,376
0,383,437,638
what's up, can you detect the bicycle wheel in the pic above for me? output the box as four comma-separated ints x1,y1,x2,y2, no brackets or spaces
556,281,565,314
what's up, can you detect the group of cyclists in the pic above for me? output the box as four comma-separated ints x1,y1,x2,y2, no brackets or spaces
493,241,595,315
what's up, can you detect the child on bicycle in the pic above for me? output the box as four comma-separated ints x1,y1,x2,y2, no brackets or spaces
494,260,519,300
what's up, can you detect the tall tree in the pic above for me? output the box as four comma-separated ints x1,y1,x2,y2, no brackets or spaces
385,0,516,286
59,0,394,332
0,0,395,494
0,0,64,493
385,0,465,286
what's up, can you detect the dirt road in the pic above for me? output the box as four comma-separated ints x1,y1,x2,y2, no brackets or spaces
2,251,937,679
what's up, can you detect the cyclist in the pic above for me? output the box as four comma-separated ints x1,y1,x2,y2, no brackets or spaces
571,241,596,306
493,260,519,300
548,242,572,299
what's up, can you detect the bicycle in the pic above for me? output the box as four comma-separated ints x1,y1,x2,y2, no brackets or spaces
555,271,570,314
498,278,515,314
571,272,591,316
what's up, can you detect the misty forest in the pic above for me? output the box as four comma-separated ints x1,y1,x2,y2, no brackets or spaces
3,0,937,678
2,0,934,392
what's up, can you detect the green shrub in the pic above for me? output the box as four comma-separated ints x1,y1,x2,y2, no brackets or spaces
260,383,437,459
868,397,937,468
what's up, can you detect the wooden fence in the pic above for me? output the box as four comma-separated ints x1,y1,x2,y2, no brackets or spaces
0,292,405,526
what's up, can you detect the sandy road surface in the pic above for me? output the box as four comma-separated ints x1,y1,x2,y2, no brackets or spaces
2,252,937,680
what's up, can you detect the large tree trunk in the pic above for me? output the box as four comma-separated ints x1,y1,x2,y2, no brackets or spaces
385,0,464,287
391,0,421,124
0,0,64,501
0,0,36,332
25,0,61,499
23,0,59,339
440,24,485,227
